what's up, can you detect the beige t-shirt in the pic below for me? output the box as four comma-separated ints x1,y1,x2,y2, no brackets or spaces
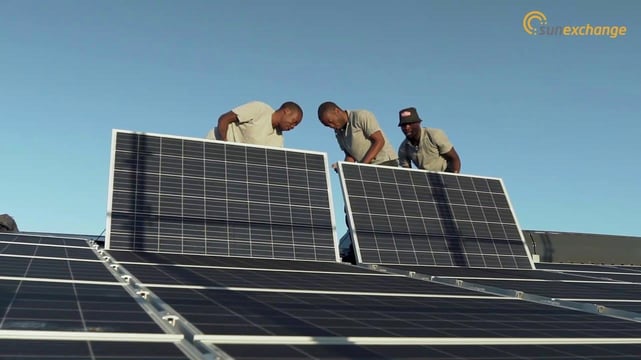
398,127,453,171
335,110,397,164
207,101,284,147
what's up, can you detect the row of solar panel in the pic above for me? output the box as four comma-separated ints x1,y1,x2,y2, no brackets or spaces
3,233,641,359
106,130,533,269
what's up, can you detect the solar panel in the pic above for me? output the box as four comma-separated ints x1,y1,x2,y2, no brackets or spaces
106,130,339,262
107,253,636,338
213,343,641,360
5,232,641,359
337,162,534,269
0,340,191,360
0,234,224,360
107,251,478,296
98,250,641,360
0,280,166,333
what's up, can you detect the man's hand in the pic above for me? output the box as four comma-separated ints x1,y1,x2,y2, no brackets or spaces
217,111,239,142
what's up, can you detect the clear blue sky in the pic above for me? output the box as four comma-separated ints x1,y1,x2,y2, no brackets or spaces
2,1,640,237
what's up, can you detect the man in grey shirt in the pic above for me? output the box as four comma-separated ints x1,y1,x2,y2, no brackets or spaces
397,107,461,173
318,101,397,264
207,101,303,147
317,101,398,167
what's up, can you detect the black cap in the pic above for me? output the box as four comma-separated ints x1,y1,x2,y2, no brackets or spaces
398,107,422,126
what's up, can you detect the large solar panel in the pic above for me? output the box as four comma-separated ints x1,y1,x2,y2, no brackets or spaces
106,130,339,262
337,162,534,269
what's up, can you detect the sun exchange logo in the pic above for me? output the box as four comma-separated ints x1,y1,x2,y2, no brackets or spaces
523,10,547,35
523,10,628,39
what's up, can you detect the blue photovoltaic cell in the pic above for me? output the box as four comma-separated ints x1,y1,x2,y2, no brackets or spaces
0,280,164,333
338,162,533,269
0,340,189,360
106,130,338,262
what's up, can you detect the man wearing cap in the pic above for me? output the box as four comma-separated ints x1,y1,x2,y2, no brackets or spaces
317,101,398,167
206,101,303,148
398,107,461,173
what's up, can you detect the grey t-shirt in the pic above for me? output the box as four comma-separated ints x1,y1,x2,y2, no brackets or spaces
207,101,284,147
334,110,397,164
398,127,453,171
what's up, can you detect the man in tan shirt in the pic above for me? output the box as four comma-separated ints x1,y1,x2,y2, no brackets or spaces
207,101,303,147
317,101,398,166
398,107,461,173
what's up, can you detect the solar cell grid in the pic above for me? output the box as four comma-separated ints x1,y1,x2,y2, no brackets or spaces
0,340,190,360
0,256,116,282
0,280,163,333
458,278,641,300
107,130,338,262
0,233,91,247
117,262,479,296
0,243,98,260
147,288,641,339
215,343,641,360
108,250,378,273
339,162,533,269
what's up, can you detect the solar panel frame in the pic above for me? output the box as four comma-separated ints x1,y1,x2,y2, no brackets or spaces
337,162,535,269
106,129,340,262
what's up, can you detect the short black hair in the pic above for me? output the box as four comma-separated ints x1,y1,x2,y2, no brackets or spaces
279,101,303,116
317,101,341,119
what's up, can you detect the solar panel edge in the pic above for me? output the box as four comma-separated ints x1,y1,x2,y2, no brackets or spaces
336,162,362,264
497,177,536,269
320,152,341,263
109,129,332,156
105,129,120,251
338,161,508,181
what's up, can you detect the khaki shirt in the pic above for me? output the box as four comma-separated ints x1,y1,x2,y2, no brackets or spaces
207,101,284,147
398,127,453,171
335,110,397,164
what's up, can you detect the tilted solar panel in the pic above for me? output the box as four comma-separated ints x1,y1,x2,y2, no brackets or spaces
106,130,339,262
337,162,534,269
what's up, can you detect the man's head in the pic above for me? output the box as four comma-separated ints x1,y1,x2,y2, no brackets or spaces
274,101,303,132
317,101,348,130
398,107,422,140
